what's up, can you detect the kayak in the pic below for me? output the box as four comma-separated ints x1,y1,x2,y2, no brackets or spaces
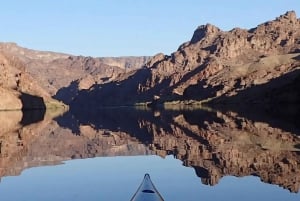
130,174,164,201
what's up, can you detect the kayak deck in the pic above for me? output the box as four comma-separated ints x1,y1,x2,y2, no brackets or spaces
130,174,164,201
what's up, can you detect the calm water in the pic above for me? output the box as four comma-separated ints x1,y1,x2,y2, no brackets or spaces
0,107,299,201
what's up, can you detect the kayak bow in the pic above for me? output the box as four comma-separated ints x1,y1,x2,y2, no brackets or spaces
130,174,164,201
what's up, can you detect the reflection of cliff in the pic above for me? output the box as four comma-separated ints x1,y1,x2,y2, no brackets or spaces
0,112,151,179
0,110,46,178
0,108,299,193
145,110,300,193
59,107,300,193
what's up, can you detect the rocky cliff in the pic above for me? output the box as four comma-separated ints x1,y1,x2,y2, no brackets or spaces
0,52,64,110
0,43,149,98
70,11,300,107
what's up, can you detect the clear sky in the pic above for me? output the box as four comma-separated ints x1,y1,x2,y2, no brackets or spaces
1,0,299,57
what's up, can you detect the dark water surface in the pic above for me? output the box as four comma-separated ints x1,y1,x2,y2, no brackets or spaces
0,107,299,201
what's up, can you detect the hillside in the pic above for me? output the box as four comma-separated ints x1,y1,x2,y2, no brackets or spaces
0,43,150,97
69,11,300,107
0,52,64,110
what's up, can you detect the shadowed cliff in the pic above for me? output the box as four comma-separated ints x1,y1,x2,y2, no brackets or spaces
19,92,46,110
207,68,300,135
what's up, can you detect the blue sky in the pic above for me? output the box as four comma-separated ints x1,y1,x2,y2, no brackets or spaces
1,0,299,57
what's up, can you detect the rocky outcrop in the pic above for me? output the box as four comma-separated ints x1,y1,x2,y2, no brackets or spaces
70,11,300,107
0,52,64,110
97,56,150,71
146,11,300,104
0,43,150,97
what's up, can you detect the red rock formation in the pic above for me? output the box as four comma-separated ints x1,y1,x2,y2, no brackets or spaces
142,11,300,101
71,11,300,106
0,43,149,97
0,52,64,109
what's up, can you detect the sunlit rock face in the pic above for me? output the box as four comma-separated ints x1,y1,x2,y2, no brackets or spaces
0,52,64,110
69,11,300,107
0,111,22,136
0,42,149,98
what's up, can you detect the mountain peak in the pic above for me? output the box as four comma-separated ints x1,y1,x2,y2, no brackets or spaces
277,10,297,22
190,23,221,44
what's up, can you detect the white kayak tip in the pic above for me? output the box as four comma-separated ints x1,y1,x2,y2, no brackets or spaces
130,174,164,201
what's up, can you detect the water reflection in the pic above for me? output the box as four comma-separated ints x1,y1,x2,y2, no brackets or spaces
0,107,300,194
